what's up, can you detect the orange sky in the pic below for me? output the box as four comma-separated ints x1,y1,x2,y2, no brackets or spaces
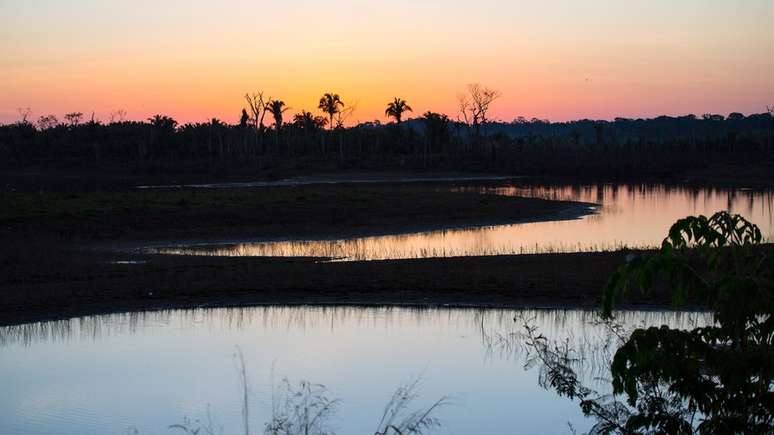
1,0,773,125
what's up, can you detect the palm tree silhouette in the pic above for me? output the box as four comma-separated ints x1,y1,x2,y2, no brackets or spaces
293,111,327,131
385,98,412,124
318,93,344,130
265,100,289,131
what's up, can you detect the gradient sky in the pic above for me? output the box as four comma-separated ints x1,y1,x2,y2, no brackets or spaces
1,0,773,125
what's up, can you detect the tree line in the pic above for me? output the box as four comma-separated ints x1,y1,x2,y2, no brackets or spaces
2,87,774,178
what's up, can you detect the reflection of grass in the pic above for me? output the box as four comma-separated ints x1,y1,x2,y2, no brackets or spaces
154,238,654,262
167,348,448,435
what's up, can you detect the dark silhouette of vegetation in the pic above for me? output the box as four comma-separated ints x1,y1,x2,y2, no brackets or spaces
266,100,289,132
245,92,269,132
240,109,250,129
524,212,773,434
292,111,327,132
64,112,84,126
2,96,773,180
385,98,412,124
458,83,501,139
318,93,344,131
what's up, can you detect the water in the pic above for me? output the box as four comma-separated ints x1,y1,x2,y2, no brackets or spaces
0,306,712,435
152,183,774,261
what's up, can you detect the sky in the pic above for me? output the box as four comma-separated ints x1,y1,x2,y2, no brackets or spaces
1,0,773,125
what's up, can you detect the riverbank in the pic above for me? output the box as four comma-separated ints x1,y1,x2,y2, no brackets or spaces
0,182,593,242
3,162,774,192
2,174,770,326
1,248,673,327
0,181,606,325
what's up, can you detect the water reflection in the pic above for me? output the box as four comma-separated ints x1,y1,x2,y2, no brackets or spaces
0,307,713,435
0,307,712,435
0,306,710,348
150,183,774,261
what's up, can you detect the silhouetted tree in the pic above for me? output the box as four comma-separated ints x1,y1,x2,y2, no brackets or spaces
109,109,127,124
148,115,178,131
37,115,58,130
2,99,773,176
265,100,289,132
420,111,449,167
239,109,250,128
385,98,412,124
64,112,84,127
318,93,344,131
727,112,744,121
244,92,268,131
16,107,32,125
293,111,327,132
458,83,501,138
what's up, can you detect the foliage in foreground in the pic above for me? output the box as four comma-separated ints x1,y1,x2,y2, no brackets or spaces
526,211,773,434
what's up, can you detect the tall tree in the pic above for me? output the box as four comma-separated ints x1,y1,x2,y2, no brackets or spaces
318,93,344,130
265,100,289,131
385,98,413,124
458,83,501,138
244,92,269,131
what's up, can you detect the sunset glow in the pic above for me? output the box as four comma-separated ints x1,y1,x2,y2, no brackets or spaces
2,0,773,124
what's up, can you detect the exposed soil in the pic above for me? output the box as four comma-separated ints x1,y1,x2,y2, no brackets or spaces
3,173,763,326
1,182,591,242
1,248,667,327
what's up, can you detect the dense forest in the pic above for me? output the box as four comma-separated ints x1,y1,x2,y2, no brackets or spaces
2,98,774,179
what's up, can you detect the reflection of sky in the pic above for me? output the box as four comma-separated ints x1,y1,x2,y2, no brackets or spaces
158,184,774,260
0,307,711,435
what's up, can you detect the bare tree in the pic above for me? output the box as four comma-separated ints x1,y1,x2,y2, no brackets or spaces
767,105,774,117
245,92,269,131
109,109,127,123
457,83,501,138
334,100,357,129
16,107,32,124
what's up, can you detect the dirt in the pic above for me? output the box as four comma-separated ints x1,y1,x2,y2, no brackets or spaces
0,248,671,327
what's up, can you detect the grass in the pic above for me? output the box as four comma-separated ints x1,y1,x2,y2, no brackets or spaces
0,184,587,243
167,349,448,435
0,188,313,221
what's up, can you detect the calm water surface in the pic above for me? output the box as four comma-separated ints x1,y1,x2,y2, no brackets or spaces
1,307,711,435
154,183,774,260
